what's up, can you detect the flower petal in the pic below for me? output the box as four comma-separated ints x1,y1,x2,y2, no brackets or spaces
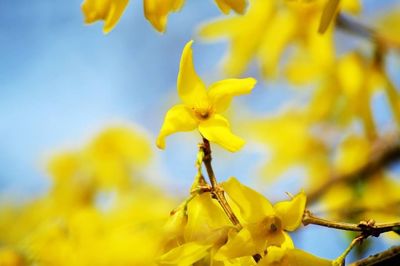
222,177,274,223
273,191,306,231
198,115,244,152
156,104,198,149
208,78,256,113
81,0,129,34
285,249,332,266
158,242,212,266
177,40,209,108
184,193,231,242
258,247,332,266
214,0,247,14
214,228,257,260
144,0,185,32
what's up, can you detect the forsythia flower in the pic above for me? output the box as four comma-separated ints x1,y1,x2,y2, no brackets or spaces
81,0,248,33
0,126,176,265
159,177,310,264
215,177,306,259
247,110,329,187
200,0,360,81
159,193,236,265
156,40,256,152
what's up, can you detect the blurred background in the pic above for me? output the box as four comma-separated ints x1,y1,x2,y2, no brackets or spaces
1,0,400,263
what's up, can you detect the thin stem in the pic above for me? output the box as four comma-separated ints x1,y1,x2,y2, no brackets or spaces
382,73,400,127
350,245,400,266
336,14,400,50
334,236,364,266
307,131,400,203
303,210,400,238
201,138,242,229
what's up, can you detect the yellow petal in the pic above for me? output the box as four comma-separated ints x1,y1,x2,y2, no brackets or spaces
337,53,365,97
258,10,296,78
215,228,257,260
184,193,230,242
177,40,209,108
81,0,129,34
214,0,247,14
259,246,286,265
285,249,332,266
273,191,306,231
158,242,212,266
198,17,241,39
198,114,244,152
222,177,274,223
208,78,257,113
157,104,198,149
144,0,185,32
258,247,332,266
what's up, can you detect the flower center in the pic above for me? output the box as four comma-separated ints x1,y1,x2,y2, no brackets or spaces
192,104,214,121
262,216,282,234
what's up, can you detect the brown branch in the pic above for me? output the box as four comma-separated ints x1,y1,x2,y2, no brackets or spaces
307,131,400,203
350,246,400,266
336,14,400,50
201,138,242,229
303,210,400,238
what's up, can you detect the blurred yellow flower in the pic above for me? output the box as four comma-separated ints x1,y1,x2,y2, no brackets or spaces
215,177,306,259
247,110,329,187
82,0,248,33
0,125,176,265
157,40,256,152
200,0,360,82
81,0,129,34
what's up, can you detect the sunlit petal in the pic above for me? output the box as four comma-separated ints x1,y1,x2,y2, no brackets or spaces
144,0,185,32
273,191,306,231
156,104,198,149
208,78,256,113
81,0,129,34
177,40,209,108
198,115,244,152
157,242,212,266
214,228,257,260
222,177,274,223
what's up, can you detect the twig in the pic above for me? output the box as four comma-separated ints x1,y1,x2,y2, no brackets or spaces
336,14,400,50
303,210,400,238
307,131,400,203
350,246,400,266
200,138,242,229
334,236,365,266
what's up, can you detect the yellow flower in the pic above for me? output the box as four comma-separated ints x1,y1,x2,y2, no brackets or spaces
156,40,256,152
215,177,306,259
81,0,129,34
82,0,248,33
200,0,360,82
247,110,329,188
159,193,234,265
